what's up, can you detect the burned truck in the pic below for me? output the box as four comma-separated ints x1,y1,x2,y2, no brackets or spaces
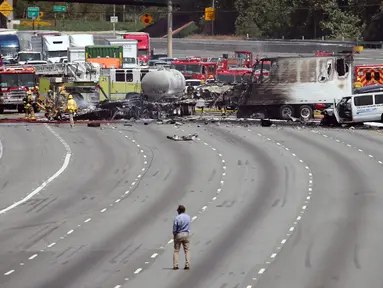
237,55,353,120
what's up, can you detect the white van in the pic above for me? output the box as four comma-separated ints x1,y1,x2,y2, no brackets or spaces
322,91,383,125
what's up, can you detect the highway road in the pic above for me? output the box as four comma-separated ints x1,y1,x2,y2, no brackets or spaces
1,121,383,287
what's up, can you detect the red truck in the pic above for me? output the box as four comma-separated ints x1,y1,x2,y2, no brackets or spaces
122,32,150,65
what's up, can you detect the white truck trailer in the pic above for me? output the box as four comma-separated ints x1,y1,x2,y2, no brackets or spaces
67,34,94,63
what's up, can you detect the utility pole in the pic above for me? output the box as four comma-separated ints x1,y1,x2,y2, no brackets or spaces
113,4,116,36
167,0,172,57
7,0,13,29
211,0,215,36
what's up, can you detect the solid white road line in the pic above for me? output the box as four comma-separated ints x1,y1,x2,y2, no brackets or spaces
0,138,3,162
0,124,71,215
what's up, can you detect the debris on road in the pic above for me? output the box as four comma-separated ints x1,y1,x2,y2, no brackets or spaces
167,133,198,141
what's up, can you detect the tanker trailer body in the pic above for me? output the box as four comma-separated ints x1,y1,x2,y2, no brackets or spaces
141,68,186,101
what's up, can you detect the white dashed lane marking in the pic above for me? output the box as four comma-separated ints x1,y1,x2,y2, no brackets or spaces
28,254,38,260
112,125,227,286
313,131,383,166
4,270,15,276
243,128,313,286
0,124,147,278
0,124,71,215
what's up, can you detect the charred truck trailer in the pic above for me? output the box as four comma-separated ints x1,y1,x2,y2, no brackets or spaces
237,55,353,120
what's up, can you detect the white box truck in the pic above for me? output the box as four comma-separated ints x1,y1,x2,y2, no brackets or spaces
68,47,85,62
43,35,70,63
104,39,138,68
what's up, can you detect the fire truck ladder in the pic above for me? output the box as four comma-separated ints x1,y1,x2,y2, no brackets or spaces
33,62,100,82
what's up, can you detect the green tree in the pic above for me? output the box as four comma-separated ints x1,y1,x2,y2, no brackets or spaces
319,0,363,40
235,0,292,38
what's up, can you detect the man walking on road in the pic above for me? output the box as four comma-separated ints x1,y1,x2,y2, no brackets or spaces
173,205,191,270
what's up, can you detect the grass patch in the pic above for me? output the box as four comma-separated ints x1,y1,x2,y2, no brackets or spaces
15,19,145,32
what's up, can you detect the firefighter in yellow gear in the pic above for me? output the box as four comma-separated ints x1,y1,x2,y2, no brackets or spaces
23,91,35,120
65,94,78,128
44,90,54,119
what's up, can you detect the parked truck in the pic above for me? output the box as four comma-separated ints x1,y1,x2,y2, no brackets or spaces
69,34,94,48
121,32,150,65
67,34,94,63
103,39,138,68
18,30,60,50
29,34,69,63
16,51,43,64
42,35,70,63
0,34,20,60
85,45,123,68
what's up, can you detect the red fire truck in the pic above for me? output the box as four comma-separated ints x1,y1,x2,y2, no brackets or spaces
172,58,217,81
0,66,37,113
234,51,254,67
216,69,253,83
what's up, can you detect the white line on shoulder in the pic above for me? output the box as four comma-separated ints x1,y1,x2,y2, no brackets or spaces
0,124,71,215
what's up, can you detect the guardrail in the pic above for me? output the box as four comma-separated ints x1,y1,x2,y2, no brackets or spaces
150,38,355,53
248,38,383,49
150,38,383,53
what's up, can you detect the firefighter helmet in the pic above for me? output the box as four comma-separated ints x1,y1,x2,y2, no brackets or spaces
68,94,73,100
27,90,32,95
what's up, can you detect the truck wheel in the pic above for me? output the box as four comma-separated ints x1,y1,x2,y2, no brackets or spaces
279,105,294,120
299,105,313,121
0,106,4,114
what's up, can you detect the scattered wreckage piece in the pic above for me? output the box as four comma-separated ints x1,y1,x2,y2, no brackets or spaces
87,122,101,127
167,133,198,141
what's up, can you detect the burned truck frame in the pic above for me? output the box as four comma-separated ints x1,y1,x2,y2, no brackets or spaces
237,55,353,120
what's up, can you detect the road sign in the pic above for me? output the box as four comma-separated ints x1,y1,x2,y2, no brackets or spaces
27,7,39,19
0,1,13,17
110,16,118,23
53,5,67,13
140,14,153,25
204,7,215,21
36,12,44,21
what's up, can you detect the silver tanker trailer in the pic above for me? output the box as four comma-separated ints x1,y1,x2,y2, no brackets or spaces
141,67,186,101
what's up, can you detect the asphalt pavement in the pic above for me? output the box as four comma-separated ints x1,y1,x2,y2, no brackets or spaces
1,121,383,288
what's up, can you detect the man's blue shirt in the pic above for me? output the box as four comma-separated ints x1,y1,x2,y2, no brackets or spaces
173,213,191,234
